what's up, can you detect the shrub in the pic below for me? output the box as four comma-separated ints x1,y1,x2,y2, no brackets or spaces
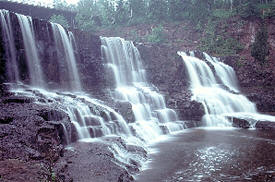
200,20,244,56
146,25,167,44
251,24,270,64
49,14,69,28
237,1,261,19
212,9,235,19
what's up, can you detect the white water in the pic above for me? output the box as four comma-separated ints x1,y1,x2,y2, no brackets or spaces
101,37,185,142
51,23,82,91
16,14,45,87
11,86,132,144
178,51,275,127
0,10,19,83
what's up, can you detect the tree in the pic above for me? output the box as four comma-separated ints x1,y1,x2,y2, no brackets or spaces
251,24,270,63
238,0,261,19
75,0,97,31
189,0,211,24
128,0,147,24
148,0,168,22
98,0,116,25
114,0,130,24
49,14,69,28
53,0,69,10
168,0,188,21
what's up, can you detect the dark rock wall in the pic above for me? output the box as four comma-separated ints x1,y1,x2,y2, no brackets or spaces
72,30,108,93
137,43,205,124
0,11,105,94
0,26,6,85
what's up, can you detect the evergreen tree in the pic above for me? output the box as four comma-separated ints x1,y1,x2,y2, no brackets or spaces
128,0,147,24
148,0,168,22
251,24,270,63
114,0,130,24
168,0,187,21
75,0,97,31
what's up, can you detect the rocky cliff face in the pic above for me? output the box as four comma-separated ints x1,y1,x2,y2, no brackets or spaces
0,11,105,94
137,44,205,126
219,18,275,116
0,11,116,181
98,17,275,117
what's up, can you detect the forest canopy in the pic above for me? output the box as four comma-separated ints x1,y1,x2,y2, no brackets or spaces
51,0,275,31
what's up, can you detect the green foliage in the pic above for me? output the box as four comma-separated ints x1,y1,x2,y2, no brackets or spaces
128,0,147,24
75,0,103,31
259,3,275,18
148,0,168,22
189,0,212,26
114,0,130,24
49,15,69,28
168,0,187,21
212,9,235,19
236,58,244,68
238,0,262,19
129,30,141,42
146,25,166,44
72,0,275,31
200,20,244,56
251,24,270,63
53,0,76,11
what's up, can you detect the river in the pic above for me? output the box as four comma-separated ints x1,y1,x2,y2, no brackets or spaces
136,128,275,182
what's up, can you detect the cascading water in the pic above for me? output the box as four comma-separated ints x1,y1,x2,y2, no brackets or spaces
101,37,185,142
178,51,275,127
16,13,45,87
10,86,132,144
51,23,82,91
0,11,133,144
0,10,19,83
1,10,82,91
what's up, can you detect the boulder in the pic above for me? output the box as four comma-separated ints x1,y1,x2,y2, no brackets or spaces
255,121,275,131
38,108,67,121
3,96,34,104
230,117,251,129
115,101,135,123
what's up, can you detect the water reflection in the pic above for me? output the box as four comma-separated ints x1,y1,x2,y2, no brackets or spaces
137,129,275,182
167,130,275,182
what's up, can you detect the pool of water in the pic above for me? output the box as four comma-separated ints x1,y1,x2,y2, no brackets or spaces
136,128,275,182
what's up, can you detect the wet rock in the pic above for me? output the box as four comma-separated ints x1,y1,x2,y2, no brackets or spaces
255,121,275,131
3,95,34,104
229,117,251,129
115,101,135,123
84,116,101,126
0,159,43,182
0,83,12,97
89,126,104,138
193,50,204,60
160,125,170,134
0,116,13,124
64,140,141,182
177,100,205,122
184,120,202,128
247,91,275,113
38,108,67,121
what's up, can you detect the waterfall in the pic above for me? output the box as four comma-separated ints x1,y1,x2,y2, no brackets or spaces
0,10,19,83
51,23,82,91
101,37,185,142
11,87,132,144
178,51,275,127
16,13,45,88
0,10,82,91
0,10,132,144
